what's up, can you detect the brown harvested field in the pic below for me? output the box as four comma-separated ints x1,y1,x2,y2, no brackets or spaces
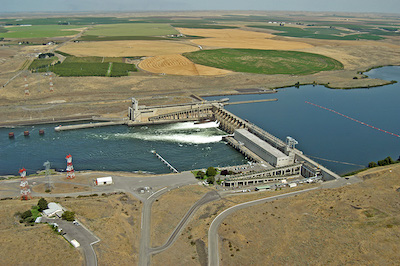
151,184,212,247
139,54,232,76
0,198,82,265
177,28,313,50
58,40,199,57
62,192,142,265
218,165,400,265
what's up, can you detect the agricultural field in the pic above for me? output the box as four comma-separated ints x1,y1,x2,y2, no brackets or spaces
184,49,344,75
247,25,386,40
35,52,137,77
28,57,58,71
0,25,83,39
58,40,199,57
139,54,231,76
177,28,313,50
82,23,178,37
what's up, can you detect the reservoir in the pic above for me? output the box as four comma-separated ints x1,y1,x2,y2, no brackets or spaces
1,66,399,176
206,66,400,175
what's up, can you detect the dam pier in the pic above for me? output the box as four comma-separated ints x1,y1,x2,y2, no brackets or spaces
127,97,341,184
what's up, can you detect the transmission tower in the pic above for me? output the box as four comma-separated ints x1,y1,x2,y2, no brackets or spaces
66,154,75,179
49,73,54,92
24,76,29,96
43,161,52,191
19,168,32,200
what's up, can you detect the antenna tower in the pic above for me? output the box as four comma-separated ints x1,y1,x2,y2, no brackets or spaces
66,154,75,179
19,168,32,200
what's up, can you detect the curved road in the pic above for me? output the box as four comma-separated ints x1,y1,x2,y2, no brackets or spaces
208,187,319,266
149,190,220,254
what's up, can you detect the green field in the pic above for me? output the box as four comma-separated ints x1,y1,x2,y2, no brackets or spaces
184,49,344,75
36,53,137,77
0,25,82,39
83,23,178,37
28,57,58,71
248,25,384,40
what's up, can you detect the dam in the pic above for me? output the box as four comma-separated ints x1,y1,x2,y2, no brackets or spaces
127,97,341,184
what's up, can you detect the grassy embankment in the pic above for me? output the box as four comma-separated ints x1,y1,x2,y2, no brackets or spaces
184,48,343,75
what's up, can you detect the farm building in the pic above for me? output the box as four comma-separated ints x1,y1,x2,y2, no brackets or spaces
43,202,64,218
95,176,113,186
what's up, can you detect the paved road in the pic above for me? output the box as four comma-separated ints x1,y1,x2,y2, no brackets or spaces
149,190,220,255
42,217,100,266
132,172,198,266
208,187,319,266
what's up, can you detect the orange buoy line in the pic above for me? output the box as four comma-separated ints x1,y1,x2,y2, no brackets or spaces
305,101,400,138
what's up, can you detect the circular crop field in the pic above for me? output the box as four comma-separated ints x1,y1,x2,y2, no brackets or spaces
183,49,344,75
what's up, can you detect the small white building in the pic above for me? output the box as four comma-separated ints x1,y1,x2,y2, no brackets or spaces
95,176,113,186
43,202,64,218
70,239,80,248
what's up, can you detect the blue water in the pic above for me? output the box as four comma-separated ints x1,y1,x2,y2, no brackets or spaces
1,66,399,176
206,66,400,175
0,122,247,175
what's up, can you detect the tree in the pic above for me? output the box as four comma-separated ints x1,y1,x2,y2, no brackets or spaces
62,211,75,221
196,171,205,179
206,166,217,177
368,162,377,168
206,176,215,185
38,198,48,212
21,210,32,220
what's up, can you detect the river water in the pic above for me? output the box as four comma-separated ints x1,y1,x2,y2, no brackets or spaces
1,66,399,176
206,66,400,175
0,121,247,175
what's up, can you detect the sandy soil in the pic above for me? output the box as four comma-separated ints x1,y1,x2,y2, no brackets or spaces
0,198,82,265
177,28,313,50
139,54,232,76
58,40,200,57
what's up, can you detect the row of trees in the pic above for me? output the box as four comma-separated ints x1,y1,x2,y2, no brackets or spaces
368,156,398,168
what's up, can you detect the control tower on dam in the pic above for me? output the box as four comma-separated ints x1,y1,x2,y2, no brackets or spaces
127,97,341,182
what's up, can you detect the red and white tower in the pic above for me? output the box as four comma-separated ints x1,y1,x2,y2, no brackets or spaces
24,76,29,95
19,168,32,200
66,154,75,179
49,74,54,92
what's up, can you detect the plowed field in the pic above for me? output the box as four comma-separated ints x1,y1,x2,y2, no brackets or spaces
139,54,231,76
58,40,199,57
177,28,313,50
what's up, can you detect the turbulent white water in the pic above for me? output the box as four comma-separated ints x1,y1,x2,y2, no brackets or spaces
108,121,225,144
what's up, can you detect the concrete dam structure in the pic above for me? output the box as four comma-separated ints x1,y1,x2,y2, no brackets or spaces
128,98,341,184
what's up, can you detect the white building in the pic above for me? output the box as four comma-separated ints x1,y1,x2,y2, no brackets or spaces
95,176,113,186
43,202,64,218
234,129,293,167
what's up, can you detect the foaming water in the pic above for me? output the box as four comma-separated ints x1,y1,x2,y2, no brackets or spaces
121,133,224,144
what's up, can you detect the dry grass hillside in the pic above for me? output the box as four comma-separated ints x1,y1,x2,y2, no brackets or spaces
62,193,142,265
0,199,82,265
218,164,400,265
